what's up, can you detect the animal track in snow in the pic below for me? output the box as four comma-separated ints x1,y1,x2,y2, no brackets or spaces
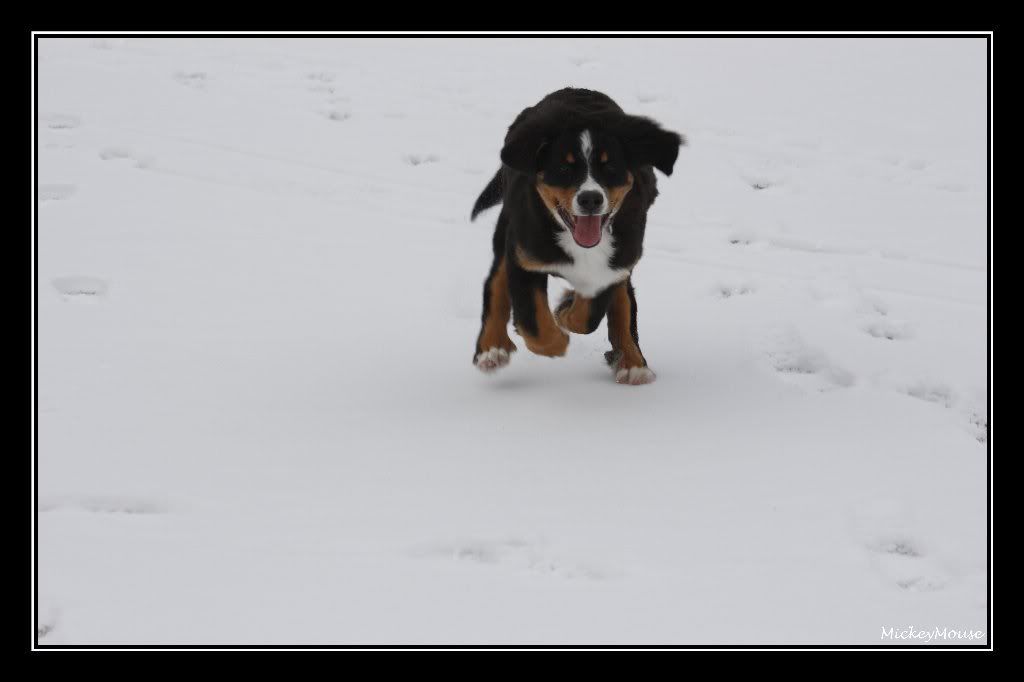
39,494,165,515
856,295,890,318
863,319,912,341
324,109,351,122
730,153,795,191
40,113,81,130
851,500,950,593
867,537,948,592
855,294,914,339
39,184,77,203
715,283,756,299
412,537,610,581
894,577,947,592
52,276,108,302
173,71,207,88
405,154,439,166
99,147,153,169
37,603,60,640
900,382,987,443
305,73,337,93
868,537,922,558
967,411,988,444
765,329,855,391
903,381,955,408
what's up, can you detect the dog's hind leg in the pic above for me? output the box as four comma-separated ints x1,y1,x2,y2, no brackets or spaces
473,219,517,372
605,279,656,385
554,287,615,335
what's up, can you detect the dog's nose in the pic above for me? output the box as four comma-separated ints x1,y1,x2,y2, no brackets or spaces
576,191,604,214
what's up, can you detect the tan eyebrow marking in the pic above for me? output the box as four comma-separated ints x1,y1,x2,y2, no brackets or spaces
566,152,575,163
600,150,609,163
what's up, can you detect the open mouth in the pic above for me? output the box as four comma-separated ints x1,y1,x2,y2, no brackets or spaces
557,206,611,249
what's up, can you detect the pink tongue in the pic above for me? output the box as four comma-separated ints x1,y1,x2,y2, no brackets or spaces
572,215,602,247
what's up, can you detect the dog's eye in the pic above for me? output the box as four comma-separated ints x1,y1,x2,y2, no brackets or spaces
559,164,571,173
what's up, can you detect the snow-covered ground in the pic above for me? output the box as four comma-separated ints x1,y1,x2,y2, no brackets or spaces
36,37,989,646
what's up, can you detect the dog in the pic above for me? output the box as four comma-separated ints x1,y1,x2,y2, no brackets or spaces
470,88,684,384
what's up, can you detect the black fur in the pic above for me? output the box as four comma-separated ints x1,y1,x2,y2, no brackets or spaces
471,168,504,221
602,282,644,368
473,211,509,361
472,88,683,371
508,263,547,338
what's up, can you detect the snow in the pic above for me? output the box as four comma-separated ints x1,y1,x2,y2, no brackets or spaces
36,37,989,646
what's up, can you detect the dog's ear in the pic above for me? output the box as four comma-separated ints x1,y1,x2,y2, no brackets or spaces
500,123,548,174
500,106,559,174
612,114,685,176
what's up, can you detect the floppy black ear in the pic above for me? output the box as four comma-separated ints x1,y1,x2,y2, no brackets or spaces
614,115,685,176
500,115,551,174
499,103,575,174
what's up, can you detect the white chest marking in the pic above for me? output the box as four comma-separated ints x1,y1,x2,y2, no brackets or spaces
550,230,631,297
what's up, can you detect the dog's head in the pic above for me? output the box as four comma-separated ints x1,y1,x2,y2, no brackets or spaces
500,104,684,249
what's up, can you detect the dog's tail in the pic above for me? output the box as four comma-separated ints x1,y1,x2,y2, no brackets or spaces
470,167,504,221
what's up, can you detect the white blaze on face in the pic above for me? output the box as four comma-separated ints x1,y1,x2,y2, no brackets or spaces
572,129,609,215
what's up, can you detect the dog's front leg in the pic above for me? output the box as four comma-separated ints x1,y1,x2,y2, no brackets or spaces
508,264,569,357
474,254,517,372
605,279,656,385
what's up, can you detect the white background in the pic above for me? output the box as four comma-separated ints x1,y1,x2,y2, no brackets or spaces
37,36,988,645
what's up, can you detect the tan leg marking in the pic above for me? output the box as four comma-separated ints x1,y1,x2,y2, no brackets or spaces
555,290,593,335
607,282,653,384
515,246,550,273
516,288,569,357
478,257,516,355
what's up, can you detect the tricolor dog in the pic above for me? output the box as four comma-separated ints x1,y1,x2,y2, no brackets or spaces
471,88,684,384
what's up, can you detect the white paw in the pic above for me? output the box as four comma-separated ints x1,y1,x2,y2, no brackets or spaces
475,347,512,373
615,366,656,385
